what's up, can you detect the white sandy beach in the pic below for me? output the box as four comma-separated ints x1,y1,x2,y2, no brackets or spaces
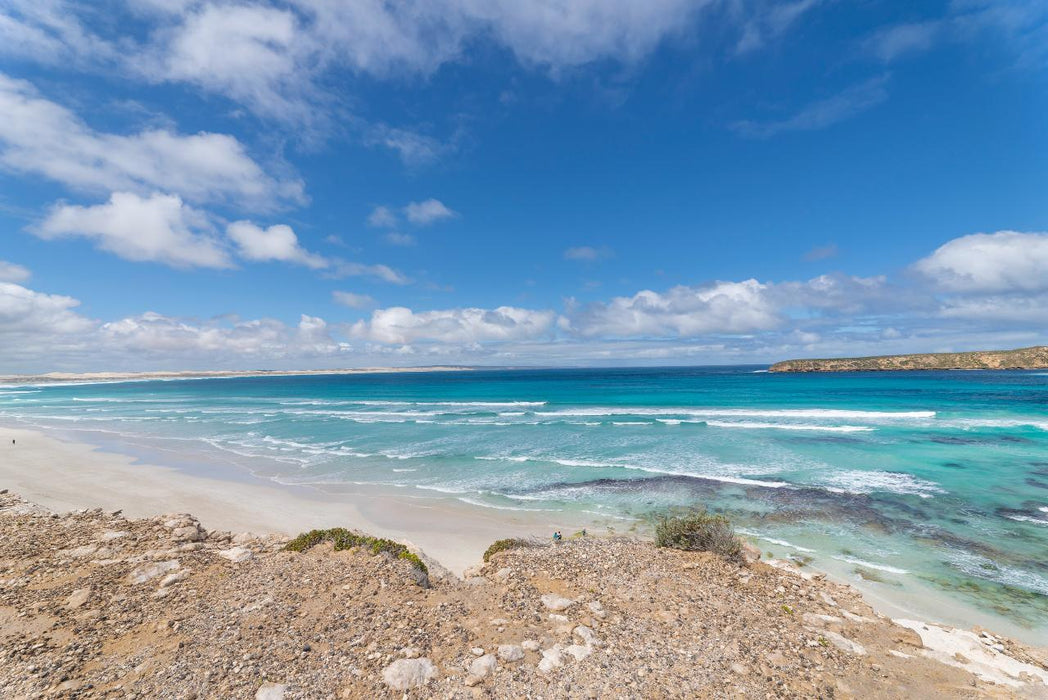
0,425,556,576
4,421,1048,650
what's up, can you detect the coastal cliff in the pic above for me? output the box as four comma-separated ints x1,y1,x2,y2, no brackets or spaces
769,346,1048,373
2,491,1047,697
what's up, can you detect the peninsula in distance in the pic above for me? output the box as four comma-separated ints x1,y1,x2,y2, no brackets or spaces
770,345,1048,373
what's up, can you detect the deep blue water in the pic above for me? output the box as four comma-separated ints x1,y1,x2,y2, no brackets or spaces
2,366,1047,639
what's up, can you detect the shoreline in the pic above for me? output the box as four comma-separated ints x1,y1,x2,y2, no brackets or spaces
2,423,1046,648
0,365,476,387
0,425,567,577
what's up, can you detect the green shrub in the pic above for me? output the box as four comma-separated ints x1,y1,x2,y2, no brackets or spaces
482,538,533,562
654,509,744,564
283,528,429,586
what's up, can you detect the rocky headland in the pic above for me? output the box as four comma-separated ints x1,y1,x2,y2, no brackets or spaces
2,491,1047,699
769,346,1048,373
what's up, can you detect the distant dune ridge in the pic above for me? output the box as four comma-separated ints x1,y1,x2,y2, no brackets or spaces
769,346,1048,373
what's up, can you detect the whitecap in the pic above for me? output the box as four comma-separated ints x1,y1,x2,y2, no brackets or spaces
833,555,909,575
705,421,874,433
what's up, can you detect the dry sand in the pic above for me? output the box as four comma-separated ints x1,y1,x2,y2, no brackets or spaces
0,426,561,576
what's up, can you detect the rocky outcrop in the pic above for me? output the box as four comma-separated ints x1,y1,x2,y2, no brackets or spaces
1,490,1046,698
769,345,1048,373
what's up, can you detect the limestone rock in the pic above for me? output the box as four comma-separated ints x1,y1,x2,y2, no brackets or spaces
382,657,437,690
65,587,91,609
498,644,524,662
822,630,867,656
255,682,286,700
541,593,575,611
217,546,254,563
128,560,179,584
538,646,564,674
469,654,497,678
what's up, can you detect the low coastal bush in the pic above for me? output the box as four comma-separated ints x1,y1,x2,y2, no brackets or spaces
654,509,744,564
482,538,533,562
284,528,428,586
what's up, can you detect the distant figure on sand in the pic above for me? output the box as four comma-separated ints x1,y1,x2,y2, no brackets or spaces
552,531,562,542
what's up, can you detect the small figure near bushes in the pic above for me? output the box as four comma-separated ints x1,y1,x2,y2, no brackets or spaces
552,530,562,542
654,508,744,564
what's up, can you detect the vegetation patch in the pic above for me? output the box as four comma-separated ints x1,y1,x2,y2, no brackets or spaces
284,528,428,586
653,509,744,564
482,538,534,562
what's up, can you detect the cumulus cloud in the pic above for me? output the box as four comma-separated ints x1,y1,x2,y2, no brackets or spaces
99,311,346,358
35,192,233,269
145,3,312,124
350,305,556,344
567,279,780,338
0,261,31,283
564,246,613,261
913,231,1048,293
332,291,377,309
403,198,456,225
0,280,93,336
0,72,304,209
227,221,327,269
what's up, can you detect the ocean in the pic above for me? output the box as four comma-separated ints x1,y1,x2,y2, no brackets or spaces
2,367,1047,641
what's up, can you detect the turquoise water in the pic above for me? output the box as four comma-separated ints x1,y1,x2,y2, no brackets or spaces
2,367,1047,639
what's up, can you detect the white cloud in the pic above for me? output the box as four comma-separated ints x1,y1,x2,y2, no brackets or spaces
365,124,453,166
732,76,889,138
383,232,417,247
99,311,345,358
0,280,93,336
564,246,613,261
35,192,233,269
0,261,31,283
803,243,838,261
0,72,304,209
865,22,940,62
735,0,822,55
350,305,556,344
367,205,398,228
567,279,780,338
403,198,456,225
332,291,377,309
914,231,1048,293
331,261,410,285
227,221,327,269
146,3,317,126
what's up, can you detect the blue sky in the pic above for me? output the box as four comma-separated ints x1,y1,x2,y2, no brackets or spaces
0,0,1046,371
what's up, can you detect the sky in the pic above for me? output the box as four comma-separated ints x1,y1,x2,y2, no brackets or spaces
0,0,1046,372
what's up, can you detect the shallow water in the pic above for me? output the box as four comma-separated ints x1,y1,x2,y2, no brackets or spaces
2,367,1047,641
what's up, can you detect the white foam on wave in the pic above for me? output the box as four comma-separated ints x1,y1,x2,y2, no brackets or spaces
1040,507,1048,514
535,407,934,420
833,555,909,575
943,418,1048,432
820,470,945,498
947,551,1048,596
705,421,874,433
455,496,561,512
1006,515,1048,526
735,529,817,553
